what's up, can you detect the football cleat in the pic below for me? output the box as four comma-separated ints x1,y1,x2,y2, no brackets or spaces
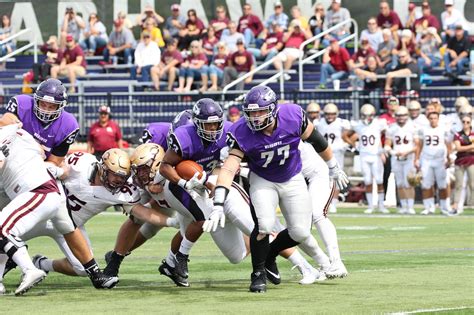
249,270,266,293
293,263,325,285
15,268,47,296
397,208,407,214
406,208,416,215
0,282,5,295
158,260,189,287
421,208,434,215
104,250,113,265
325,259,348,279
2,257,17,277
89,271,119,289
265,259,281,285
32,255,49,274
364,208,374,214
173,252,189,279
378,207,390,214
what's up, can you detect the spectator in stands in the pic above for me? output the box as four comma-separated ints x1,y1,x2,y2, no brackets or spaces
392,29,416,67
174,40,207,92
220,21,245,53
319,39,352,89
151,38,183,91
308,3,326,49
377,0,402,43
102,20,135,65
80,13,108,56
322,0,351,47
201,41,229,91
60,7,85,48
210,5,230,39
248,22,284,64
50,35,86,93
405,2,421,30
202,26,219,62
264,2,289,31
138,4,164,28
444,24,471,81
441,0,463,41
376,28,397,71
353,55,385,112
223,39,255,90
228,106,241,123
360,17,383,52
237,3,263,47
117,11,133,29
87,105,124,160
414,2,440,36
417,27,442,73
178,9,205,50
164,4,186,40
273,19,312,76
33,35,62,83
453,114,474,214
384,49,420,93
131,31,161,84
0,15,16,57
290,6,309,31
143,17,165,49
351,38,376,70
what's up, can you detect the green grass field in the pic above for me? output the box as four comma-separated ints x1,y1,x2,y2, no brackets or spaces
1,208,473,314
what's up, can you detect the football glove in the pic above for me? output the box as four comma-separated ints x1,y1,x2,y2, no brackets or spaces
202,205,226,232
328,164,350,190
178,171,207,191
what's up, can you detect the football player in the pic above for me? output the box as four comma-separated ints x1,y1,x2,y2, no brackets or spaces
384,106,419,214
415,111,452,214
306,102,321,126
317,103,351,213
407,100,429,129
23,149,173,281
204,86,349,292
346,104,389,214
0,79,116,291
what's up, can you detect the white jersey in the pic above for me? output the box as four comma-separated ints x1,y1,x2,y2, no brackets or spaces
419,124,449,159
62,152,141,227
386,121,418,158
351,119,387,155
299,142,328,179
316,118,350,152
410,114,429,129
312,118,321,128
447,113,462,139
0,126,51,199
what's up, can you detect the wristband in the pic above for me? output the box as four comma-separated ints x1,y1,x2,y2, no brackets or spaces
214,186,229,206
177,179,187,189
326,157,337,169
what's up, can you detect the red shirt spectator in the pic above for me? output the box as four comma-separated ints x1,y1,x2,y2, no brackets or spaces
454,128,474,166
414,15,440,32
229,50,253,72
352,46,376,62
186,18,205,34
210,17,230,39
285,32,306,49
63,41,87,68
202,34,219,55
87,106,123,159
377,7,402,30
265,31,283,50
238,4,264,37
186,52,208,66
162,49,183,66
212,52,228,70
329,46,350,71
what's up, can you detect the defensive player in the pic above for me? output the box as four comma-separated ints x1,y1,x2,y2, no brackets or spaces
384,106,419,214
415,111,452,215
204,86,349,292
346,104,389,214
317,103,350,213
0,79,116,291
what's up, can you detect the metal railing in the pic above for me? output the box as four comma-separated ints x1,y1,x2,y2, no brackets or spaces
0,28,37,63
298,19,359,90
221,56,285,102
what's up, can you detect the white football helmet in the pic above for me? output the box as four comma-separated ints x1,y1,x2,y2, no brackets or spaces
323,103,339,123
395,106,409,125
360,104,376,125
99,149,131,193
454,96,470,113
407,100,421,119
130,143,166,188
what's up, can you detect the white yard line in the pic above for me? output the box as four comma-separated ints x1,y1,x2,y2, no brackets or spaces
389,306,473,314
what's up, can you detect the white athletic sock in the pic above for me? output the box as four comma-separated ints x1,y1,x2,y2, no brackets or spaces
400,199,408,210
165,250,175,267
366,192,373,209
0,253,8,281
286,250,306,267
428,197,435,210
407,198,414,209
378,192,385,209
179,236,194,255
12,246,35,272
423,198,431,210
440,199,449,211
39,258,54,272
315,218,341,262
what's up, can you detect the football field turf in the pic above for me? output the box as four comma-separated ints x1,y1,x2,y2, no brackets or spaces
2,208,473,314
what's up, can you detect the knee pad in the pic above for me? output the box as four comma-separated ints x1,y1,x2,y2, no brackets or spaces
257,217,275,235
313,213,326,224
288,226,310,243
139,223,162,240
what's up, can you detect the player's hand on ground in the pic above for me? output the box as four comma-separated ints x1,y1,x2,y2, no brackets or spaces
203,205,225,233
329,164,349,190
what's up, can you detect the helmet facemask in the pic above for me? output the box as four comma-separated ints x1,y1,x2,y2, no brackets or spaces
33,96,66,123
243,103,275,131
194,116,224,142
99,163,130,193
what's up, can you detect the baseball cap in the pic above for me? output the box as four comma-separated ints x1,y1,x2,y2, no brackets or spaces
388,96,399,105
445,0,454,5
333,0,342,3
361,37,369,44
274,1,282,8
114,19,123,27
99,105,111,114
329,38,338,43
229,106,240,116
290,19,302,28
171,4,180,11
422,2,430,8
236,38,244,45
455,24,463,30
66,34,74,42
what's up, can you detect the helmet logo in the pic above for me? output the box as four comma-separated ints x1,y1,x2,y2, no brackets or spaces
248,103,259,110
43,95,55,102
263,90,276,101
207,115,219,122
193,104,200,115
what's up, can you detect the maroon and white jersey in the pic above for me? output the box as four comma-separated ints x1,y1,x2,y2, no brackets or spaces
386,121,418,158
0,126,51,199
317,117,350,152
63,152,140,227
419,125,449,160
351,119,387,156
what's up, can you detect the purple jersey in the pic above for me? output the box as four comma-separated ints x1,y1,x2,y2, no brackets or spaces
6,94,79,158
169,121,232,173
142,122,171,150
227,103,306,183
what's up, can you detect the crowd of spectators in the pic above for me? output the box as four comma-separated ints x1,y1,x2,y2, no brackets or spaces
1,0,473,93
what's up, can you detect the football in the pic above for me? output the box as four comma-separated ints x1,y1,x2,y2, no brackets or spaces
176,160,204,180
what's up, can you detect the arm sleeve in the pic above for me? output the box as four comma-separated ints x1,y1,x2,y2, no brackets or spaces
5,97,19,117
51,128,79,157
304,128,329,153
226,132,242,152
300,109,309,135
167,133,183,157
